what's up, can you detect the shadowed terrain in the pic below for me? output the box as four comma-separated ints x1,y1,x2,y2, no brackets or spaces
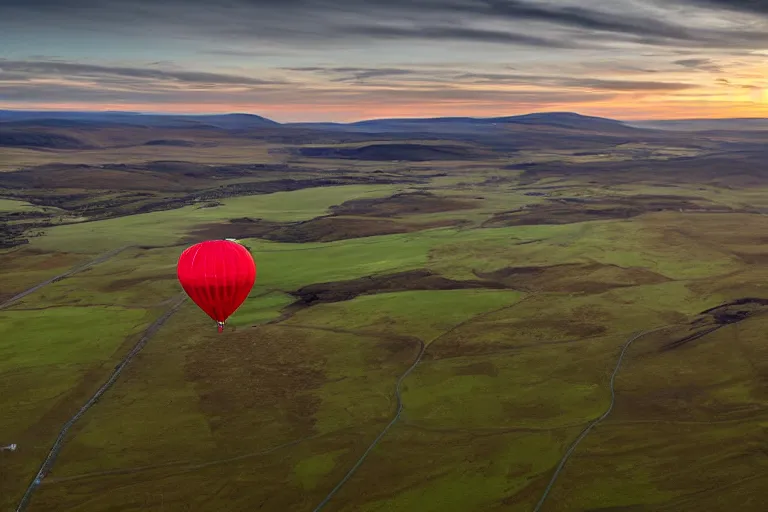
296,143,484,161
482,194,735,227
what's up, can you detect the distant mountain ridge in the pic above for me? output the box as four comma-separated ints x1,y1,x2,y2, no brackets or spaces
3,109,768,133
0,109,632,130
350,111,625,127
0,109,689,150
0,110,279,129
288,111,639,133
3,109,767,145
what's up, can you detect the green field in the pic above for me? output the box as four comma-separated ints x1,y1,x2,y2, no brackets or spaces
0,198,47,212
25,184,406,253
4,126,768,512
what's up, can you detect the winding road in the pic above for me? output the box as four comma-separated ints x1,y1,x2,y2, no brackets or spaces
3,244,186,511
4,246,675,511
15,294,187,512
532,325,671,512
309,297,537,511
311,337,426,512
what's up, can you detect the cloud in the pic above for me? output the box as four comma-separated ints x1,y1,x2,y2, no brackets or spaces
201,49,290,57
558,78,695,91
454,72,697,91
0,56,699,121
294,67,697,91
713,76,764,91
3,0,768,120
0,79,615,106
0,0,721,40
285,67,419,82
673,0,768,15
0,60,284,86
284,67,698,91
341,24,596,48
430,0,695,41
3,0,768,52
673,58,723,72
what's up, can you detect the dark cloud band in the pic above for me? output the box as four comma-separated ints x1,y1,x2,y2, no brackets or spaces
2,0,768,50
0,60,283,85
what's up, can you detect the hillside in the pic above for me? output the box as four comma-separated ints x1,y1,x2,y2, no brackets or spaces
296,143,482,161
0,110,668,152
290,111,647,135
0,130,91,150
5,110,768,512
5,110,768,136
0,111,279,129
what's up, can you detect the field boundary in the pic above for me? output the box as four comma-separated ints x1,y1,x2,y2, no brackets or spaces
15,294,187,512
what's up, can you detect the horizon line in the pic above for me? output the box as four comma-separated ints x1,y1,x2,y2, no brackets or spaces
1,107,768,124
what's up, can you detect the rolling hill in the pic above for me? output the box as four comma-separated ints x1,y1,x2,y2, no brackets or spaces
296,143,482,161
289,111,649,135
0,111,654,151
2,109,759,153
0,111,279,129
7,104,768,511
0,130,91,150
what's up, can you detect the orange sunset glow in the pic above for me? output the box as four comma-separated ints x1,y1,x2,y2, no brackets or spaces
2,0,768,122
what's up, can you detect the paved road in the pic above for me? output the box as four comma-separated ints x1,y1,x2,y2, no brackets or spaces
15,295,187,512
532,325,671,512
0,246,132,311
311,337,426,512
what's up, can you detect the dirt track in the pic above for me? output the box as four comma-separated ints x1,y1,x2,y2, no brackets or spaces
531,325,673,512
0,246,131,310
15,294,187,512
3,243,188,512
311,336,426,512
309,298,537,511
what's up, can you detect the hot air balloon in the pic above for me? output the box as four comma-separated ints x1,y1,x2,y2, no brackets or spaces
176,239,257,332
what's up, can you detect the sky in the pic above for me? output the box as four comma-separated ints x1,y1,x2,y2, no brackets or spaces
1,0,768,122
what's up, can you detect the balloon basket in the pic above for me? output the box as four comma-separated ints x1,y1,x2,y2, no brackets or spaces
216,321,225,333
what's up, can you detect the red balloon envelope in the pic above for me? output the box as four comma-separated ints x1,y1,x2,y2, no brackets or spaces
177,240,257,332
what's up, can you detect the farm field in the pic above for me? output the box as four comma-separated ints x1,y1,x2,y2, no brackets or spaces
3,113,768,511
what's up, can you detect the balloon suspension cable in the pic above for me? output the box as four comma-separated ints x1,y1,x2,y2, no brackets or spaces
216,321,225,333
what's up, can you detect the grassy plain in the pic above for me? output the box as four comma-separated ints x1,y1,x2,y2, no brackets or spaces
0,138,281,171
25,184,406,252
0,198,50,212
3,118,768,512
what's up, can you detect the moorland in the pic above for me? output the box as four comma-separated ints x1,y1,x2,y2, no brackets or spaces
3,110,768,511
